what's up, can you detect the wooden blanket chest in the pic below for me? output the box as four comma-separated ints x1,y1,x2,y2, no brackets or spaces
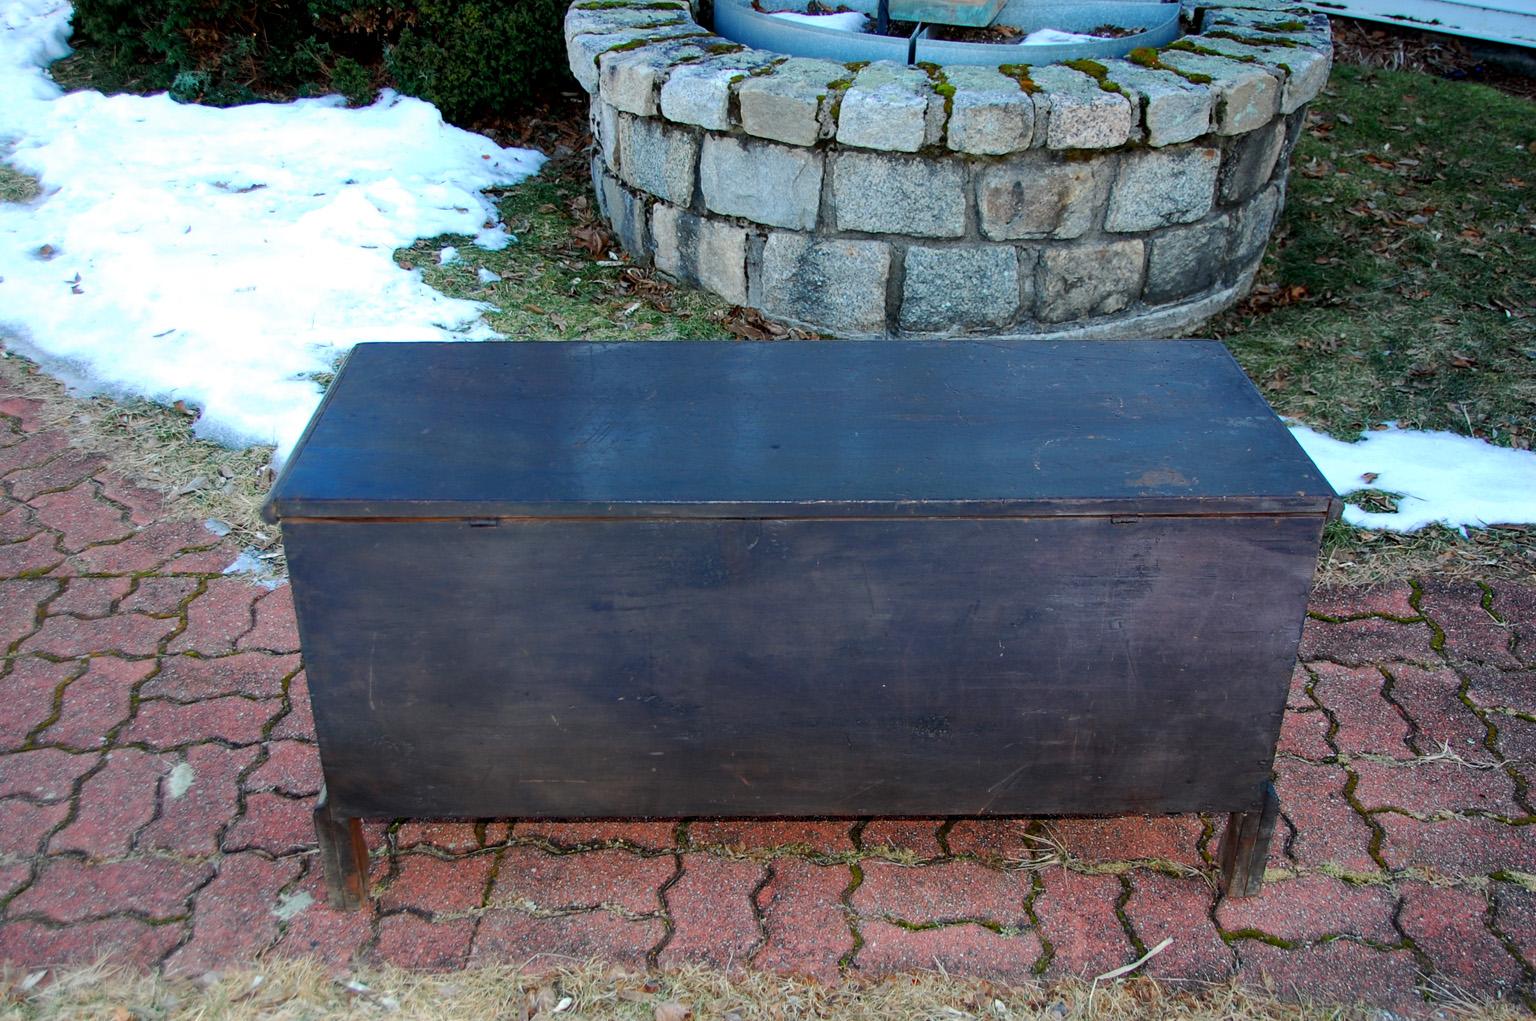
263,339,1336,908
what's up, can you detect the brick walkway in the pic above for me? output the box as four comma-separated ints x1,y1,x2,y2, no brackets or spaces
0,388,1532,1015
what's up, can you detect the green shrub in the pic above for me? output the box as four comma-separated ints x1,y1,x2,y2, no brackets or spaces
67,0,577,122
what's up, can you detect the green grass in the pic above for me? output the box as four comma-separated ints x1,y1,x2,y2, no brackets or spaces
1210,65,1536,583
393,160,744,341
1214,64,1536,450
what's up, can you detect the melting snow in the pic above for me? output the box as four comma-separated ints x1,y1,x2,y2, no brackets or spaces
1289,424,1536,533
768,10,870,31
0,0,544,459
1019,28,1103,45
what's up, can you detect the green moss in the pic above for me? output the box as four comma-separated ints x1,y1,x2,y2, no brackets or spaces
932,71,954,120
601,37,654,55
1123,46,1212,85
825,76,853,90
1063,57,1125,94
1204,28,1298,47
996,63,1039,94
1170,38,1259,62
1261,18,1309,29
844,60,869,72
1064,58,1107,76
705,42,745,55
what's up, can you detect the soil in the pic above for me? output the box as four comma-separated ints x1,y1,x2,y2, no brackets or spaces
878,20,1144,43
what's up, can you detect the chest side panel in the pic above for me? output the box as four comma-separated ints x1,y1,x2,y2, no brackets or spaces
285,514,1320,819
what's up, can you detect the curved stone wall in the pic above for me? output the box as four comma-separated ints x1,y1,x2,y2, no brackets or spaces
564,0,1332,338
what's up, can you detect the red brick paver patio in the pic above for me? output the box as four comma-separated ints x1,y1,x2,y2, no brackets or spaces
0,386,1532,1015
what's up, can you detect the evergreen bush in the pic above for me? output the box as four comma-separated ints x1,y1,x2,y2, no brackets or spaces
67,0,576,122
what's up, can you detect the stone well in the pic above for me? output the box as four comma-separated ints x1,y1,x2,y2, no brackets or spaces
564,0,1332,337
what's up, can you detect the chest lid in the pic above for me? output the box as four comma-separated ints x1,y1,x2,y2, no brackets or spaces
263,339,1336,522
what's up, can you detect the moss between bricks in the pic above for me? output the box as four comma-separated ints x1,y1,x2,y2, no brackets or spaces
996,63,1040,94
1168,38,1260,63
1205,29,1299,48
1127,46,1213,85
1063,58,1126,95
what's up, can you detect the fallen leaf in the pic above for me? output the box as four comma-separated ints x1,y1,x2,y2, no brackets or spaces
655,1002,693,1021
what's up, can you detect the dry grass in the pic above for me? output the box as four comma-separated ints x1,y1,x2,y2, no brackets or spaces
0,157,41,204
1,957,1526,1021
0,346,282,571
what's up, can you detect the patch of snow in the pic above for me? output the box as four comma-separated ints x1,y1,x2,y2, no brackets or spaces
1019,28,1103,45
203,517,232,537
166,760,195,799
0,0,544,460
437,245,459,265
474,224,514,250
768,10,870,31
272,889,314,921
222,547,285,587
1289,424,1536,533
476,267,501,285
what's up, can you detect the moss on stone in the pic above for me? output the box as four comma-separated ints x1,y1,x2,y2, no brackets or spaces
1063,58,1125,94
704,41,745,54
996,63,1039,94
1205,29,1299,47
1260,19,1309,31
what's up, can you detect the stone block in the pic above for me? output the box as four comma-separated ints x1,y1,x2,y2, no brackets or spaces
699,135,823,230
1144,215,1231,304
567,27,703,96
1099,60,1212,147
1201,9,1333,52
590,99,620,169
564,5,687,41
1218,117,1284,205
659,55,768,131
1105,146,1220,232
1029,65,1133,150
737,58,843,146
651,205,751,305
836,62,935,153
1036,239,1144,323
1157,50,1280,135
594,160,651,260
758,233,891,336
832,152,966,238
899,245,1020,333
598,39,710,116
1192,35,1331,113
977,156,1112,241
943,65,1034,155
1230,183,1280,267
615,114,698,206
